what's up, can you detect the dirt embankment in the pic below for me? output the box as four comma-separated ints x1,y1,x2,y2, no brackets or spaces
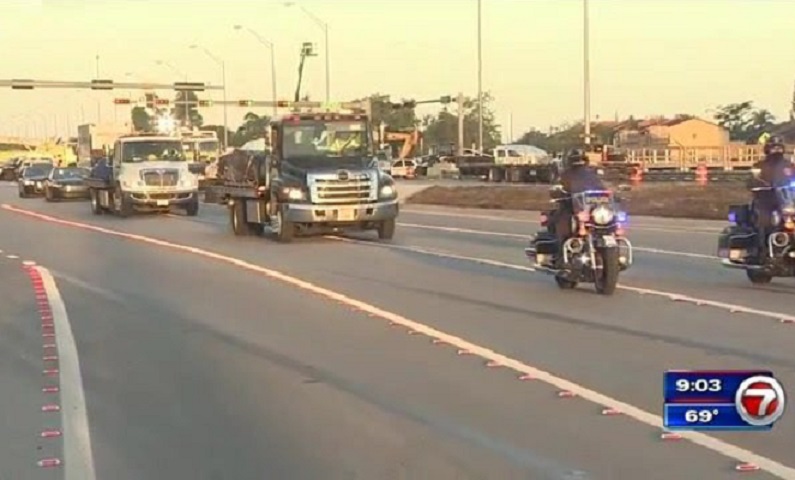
406,184,749,220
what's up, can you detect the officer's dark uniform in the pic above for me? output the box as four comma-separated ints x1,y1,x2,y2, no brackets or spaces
552,150,605,241
747,137,794,238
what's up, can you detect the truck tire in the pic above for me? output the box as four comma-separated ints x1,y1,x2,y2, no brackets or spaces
272,207,294,243
89,189,103,215
113,185,133,218
377,218,396,240
185,197,199,217
230,200,249,236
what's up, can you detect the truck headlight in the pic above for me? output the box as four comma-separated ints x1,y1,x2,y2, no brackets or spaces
283,187,305,201
592,205,615,225
23,180,33,185
180,177,198,188
379,184,396,198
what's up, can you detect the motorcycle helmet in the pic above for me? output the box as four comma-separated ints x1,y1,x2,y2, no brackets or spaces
565,149,588,168
763,135,785,156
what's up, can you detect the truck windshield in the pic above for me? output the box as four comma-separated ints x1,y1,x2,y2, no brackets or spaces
282,121,369,167
122,141,185,163
198,141,219,152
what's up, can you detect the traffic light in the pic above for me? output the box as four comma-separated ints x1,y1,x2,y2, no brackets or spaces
238,100,253,107
144,93,157,109
174,82,205,92
276,100,290,108
90,79,114,90
440,95,452,104
402,100,416,109
113,98,132,105
198,100,213,107
155,98,170,105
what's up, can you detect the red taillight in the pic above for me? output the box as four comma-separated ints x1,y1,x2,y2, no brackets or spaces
540,213,548,227
784,217,795,231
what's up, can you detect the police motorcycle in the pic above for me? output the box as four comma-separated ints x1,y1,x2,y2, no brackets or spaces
525,186,633,295
718,180,795,284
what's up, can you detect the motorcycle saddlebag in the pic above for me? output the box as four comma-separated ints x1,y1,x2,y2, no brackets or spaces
533,232,559,254
717,226,756,259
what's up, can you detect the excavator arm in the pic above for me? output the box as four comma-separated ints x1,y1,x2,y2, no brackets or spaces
383,131,420,159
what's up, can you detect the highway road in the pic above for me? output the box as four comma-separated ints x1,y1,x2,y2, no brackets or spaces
0,181,793,479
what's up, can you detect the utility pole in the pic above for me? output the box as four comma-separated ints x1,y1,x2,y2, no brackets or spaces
95,54,102,123
582,0,591,147
457,92,465,156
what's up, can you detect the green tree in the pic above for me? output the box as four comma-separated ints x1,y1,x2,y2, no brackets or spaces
131,106,152,132
422,91,501,153
516,121,616,154
713,101,776,143
365,93,417,131
173,91,204,127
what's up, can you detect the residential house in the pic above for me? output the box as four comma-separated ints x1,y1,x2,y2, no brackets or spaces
614,117,730,148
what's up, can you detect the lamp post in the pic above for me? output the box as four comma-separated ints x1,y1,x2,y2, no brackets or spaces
477,0,483,153
233,25,278,116
156,60,190,127
189,45,228,147
284,2,330,102
583,0,592,147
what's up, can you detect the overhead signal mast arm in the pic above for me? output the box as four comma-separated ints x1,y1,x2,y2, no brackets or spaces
0,79,221,91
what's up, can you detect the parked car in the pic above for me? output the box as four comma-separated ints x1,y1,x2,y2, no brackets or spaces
17,164,53,198
391,158,418,179
44,166,90,201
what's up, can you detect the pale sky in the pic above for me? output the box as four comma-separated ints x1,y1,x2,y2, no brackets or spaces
1,0,794,141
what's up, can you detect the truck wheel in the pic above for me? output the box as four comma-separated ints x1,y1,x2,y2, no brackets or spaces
185,197,199,217
113,186,133,218
377,219,396,240
89,189,103,215
230,200,249,236
272,207,294,243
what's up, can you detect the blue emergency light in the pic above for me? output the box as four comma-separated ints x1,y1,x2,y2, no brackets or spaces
616,211,628,223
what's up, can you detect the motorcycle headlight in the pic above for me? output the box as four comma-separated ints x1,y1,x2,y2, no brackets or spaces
379,184,396,198
592,205,615,225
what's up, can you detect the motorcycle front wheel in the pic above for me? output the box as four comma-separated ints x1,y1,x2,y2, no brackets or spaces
594,248,620,295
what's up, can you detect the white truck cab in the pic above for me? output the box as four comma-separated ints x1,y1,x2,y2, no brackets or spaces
88,134,199,217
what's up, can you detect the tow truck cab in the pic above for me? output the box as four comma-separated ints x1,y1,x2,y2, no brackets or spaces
264,108,399,239
87,134,199,217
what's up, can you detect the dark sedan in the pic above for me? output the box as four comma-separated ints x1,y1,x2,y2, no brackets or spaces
1,157,24,181
17,164,54,198
44,167,91,201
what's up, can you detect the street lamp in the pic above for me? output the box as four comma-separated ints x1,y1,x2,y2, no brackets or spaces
233,25,278,116
156,60,190,127
189,45,228,147
477,0,483,153
284,1,330,102
583,0,592,147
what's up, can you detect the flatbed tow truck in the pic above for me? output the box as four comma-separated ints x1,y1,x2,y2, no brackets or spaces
85,133,200,217
207,100,399,243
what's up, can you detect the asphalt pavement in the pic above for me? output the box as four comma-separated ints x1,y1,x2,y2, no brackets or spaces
0,180,793,479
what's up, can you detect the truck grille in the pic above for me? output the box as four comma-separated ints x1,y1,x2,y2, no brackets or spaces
141,169,179,187
309,172,376,204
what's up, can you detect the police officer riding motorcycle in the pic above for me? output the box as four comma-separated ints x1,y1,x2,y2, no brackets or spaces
719,136,795,283
526,148,633,295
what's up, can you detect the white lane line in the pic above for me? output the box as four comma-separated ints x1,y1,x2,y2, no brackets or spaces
328,236,795,324
3,204,795,478
398,222,716,260
401,208,720,235
37,266,97,480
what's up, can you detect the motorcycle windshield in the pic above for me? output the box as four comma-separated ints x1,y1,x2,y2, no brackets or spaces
571,190,616,212
775,185,795,211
